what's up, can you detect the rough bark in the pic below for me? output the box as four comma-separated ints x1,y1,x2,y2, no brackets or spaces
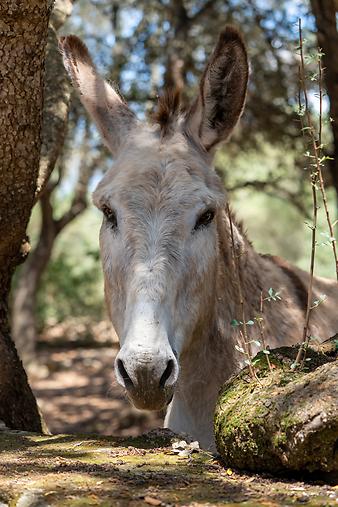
214,346,338,476
0,1,51,431
310,0,338,207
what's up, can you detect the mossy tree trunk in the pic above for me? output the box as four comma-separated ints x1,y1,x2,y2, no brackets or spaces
0,0,51,431
214,347,338,476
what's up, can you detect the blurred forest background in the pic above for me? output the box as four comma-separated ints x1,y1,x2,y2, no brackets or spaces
9,0,338,435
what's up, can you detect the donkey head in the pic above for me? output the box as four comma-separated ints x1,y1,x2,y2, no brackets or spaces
60,27,248,411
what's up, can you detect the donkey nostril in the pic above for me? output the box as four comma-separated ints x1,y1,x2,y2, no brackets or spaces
159,359,175,389
117,359,134,390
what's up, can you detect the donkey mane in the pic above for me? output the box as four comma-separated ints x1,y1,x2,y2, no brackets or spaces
153,89,182,137
261,254,308,312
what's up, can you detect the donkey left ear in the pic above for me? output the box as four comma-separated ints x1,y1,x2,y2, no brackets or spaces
59,35,136,157
185,26,248,152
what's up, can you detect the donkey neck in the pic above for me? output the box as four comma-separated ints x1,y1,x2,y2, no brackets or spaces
178,208,259,390
218,208,264,325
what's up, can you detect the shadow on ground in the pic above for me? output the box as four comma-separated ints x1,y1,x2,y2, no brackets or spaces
0,430,337,506
30,345,163,436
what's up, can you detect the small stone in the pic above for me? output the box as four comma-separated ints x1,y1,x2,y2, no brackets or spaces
16,489,49,507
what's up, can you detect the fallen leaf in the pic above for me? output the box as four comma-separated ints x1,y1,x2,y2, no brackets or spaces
71,441,85,448
144,496,162,506
245,477,255,483
171,439,200,457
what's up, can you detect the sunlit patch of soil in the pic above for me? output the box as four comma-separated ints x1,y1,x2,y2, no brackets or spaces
29,334,163,436
0,431,336,506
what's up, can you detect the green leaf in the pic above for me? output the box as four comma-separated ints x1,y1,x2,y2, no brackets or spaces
231,319,239,327
246,320,255,326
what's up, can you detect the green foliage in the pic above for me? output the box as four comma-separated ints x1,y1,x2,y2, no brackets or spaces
247,193,335,279
266,288,282,302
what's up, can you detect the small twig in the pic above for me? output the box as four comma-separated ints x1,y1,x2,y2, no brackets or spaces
227,203,256,380
293,19,319,367
226,177,310,218
258,291,272,371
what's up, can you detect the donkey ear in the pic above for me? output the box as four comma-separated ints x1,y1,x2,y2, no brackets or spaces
59,35,136,157
185,26,248,152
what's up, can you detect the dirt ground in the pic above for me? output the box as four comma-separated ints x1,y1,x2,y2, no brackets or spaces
0,430,337,506
29,342,163,437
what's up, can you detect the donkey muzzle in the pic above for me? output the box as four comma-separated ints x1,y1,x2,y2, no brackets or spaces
115,348,179,410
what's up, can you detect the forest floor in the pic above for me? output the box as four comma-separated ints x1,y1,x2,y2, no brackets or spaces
0,429,337,506
11,325,336,506
30,341,162,437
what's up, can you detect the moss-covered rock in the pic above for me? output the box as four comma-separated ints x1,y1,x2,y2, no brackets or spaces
214,347,338,476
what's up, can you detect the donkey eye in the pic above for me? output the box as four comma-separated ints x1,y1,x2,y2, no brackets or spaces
102,205,118,230
194,209,215,231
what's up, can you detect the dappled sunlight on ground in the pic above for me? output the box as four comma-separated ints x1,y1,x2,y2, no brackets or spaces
0,431,336,506
29,341,163,437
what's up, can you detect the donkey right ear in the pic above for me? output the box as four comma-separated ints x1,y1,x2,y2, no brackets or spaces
185,26,248,152
59,35,136,157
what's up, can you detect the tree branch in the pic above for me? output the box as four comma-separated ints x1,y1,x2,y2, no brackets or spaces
35,0,73,200
226,177,310,218
192,0,217,24
55,152,106,233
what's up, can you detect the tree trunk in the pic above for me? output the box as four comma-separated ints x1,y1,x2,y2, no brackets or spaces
0,1,51,431
310,0,338,209
12,193,57,367
36,2,72,198
163,0,189,98
214,346,338,476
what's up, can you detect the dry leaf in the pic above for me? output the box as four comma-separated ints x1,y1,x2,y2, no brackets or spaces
144,496,162,506
171,440,200,457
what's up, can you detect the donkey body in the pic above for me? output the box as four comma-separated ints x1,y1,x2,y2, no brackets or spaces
60,28,338,450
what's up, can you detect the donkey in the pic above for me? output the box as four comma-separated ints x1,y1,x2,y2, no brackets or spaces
60,27,338,450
